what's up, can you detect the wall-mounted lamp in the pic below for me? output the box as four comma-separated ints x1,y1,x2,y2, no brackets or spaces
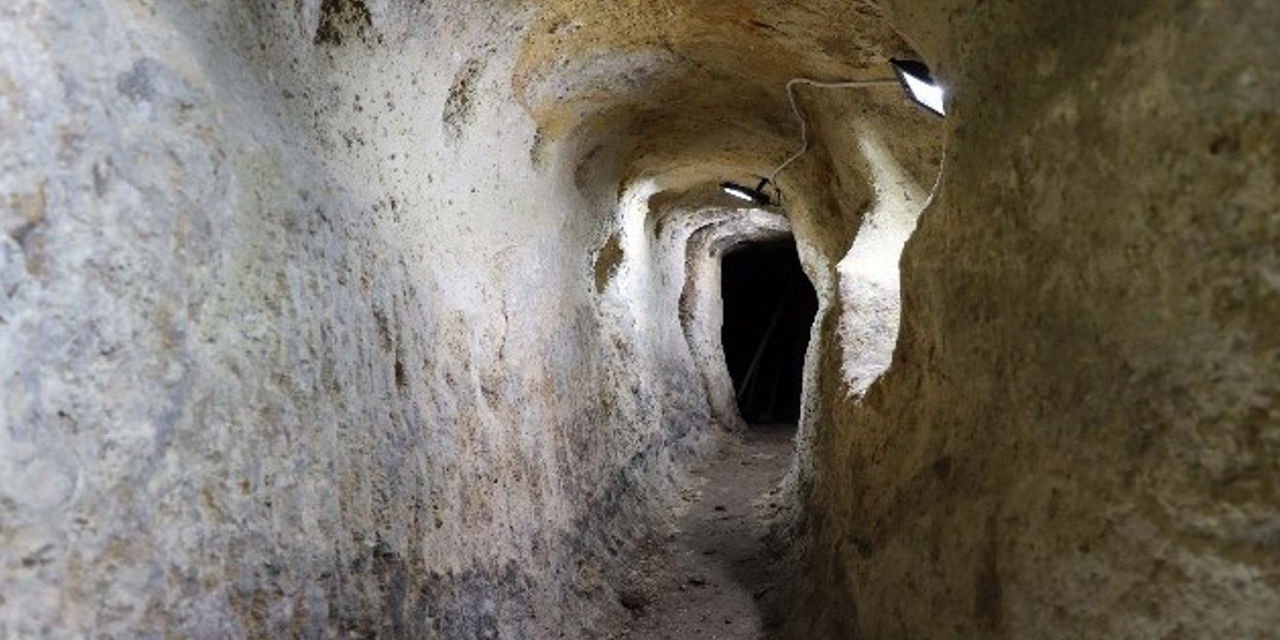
720,178,776,206
890,59,946,117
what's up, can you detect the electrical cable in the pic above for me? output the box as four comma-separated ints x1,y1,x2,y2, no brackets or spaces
766,78,898,185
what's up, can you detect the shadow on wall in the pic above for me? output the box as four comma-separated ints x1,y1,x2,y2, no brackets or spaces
721,238,818,425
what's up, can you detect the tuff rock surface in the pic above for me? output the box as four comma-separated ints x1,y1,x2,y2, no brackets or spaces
1,0,1276,638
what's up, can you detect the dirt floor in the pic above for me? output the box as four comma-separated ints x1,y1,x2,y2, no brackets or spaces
617,425,795,640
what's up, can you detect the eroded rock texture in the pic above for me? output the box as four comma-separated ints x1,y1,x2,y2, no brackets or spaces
0,2,714,636
1,0,1276,638
791,2,1280,638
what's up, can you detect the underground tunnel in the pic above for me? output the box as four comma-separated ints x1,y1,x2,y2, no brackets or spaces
720,239,818,426
2,1,1278,639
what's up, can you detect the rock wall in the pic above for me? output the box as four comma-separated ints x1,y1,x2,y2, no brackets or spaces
0,1,717,636
790,1,1280,638
4,0,1275,637
671,206,795,432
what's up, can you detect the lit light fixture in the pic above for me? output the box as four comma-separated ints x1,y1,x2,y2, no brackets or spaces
890,59,946,117
720,178,775,205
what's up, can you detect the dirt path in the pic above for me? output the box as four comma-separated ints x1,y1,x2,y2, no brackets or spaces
617,425,795,640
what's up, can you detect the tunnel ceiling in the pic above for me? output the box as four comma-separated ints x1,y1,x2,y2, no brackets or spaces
512,0,945,201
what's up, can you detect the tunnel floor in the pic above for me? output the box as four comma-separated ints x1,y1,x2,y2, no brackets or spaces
619,425,794,639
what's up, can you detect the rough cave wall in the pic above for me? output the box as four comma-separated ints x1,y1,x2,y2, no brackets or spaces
676,206,793,431
791,1,1280,638
6,0,1274,637
762,85,943,524
0,1,715,637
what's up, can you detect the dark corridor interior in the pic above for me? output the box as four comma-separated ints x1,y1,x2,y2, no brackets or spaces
721,239,819,425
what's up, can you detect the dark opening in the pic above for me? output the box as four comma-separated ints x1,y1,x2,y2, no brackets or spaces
721,239,818,425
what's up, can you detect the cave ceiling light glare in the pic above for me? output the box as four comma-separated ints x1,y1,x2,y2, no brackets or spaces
891,59,946,117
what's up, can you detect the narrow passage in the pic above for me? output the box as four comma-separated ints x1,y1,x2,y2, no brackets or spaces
720,240,817,424
619,425,794,639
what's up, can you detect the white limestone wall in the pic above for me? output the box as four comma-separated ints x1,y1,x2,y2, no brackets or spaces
0,1,719,636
